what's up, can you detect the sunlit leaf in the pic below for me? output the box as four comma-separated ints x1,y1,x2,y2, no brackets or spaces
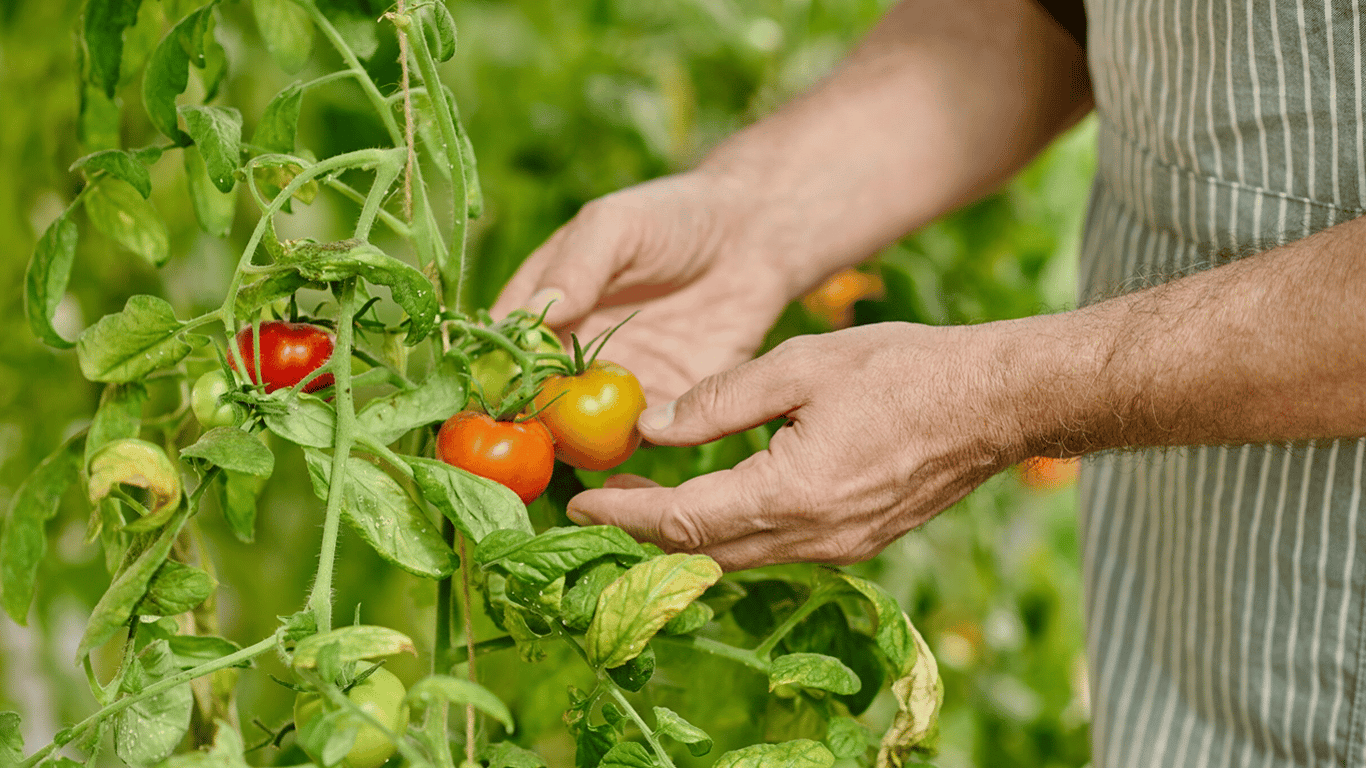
407,457,531,545
768,653,861,695
475,526,645,586
585,553,721,669
87,439,182,528
291,625,416,668
357,354,467,444
78,295,204,383
653,706,712,757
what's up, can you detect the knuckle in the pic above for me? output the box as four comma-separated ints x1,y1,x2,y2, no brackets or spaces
657,513,707,552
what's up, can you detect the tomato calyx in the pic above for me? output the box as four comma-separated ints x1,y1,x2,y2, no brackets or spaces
450,309,570,419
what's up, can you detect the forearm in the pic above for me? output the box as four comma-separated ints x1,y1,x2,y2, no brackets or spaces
700,0,1093,297
1008,217,1366,456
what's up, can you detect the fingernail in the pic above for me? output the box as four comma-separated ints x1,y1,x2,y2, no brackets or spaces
639,401,676,432
566,508,592,526
527,288,565,312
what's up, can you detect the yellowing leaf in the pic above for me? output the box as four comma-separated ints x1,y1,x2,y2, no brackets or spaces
585,553,721,669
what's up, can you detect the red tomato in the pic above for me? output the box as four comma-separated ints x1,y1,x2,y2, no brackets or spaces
231,322,335,394
436,411,555,504
532,360,646,471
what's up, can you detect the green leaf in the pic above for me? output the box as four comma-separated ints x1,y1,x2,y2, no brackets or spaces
135,560,214,616
217,470,263,543
483,742,547,768
713,740,835,768
24,212,80,348
597,742,657,768
357,355,468,444
84,0,143,97
113,639,194,766
279,240,438,343
143,2,218,143
424,1,457,62
80,76,122,151
87,438,183,528
652,706,712,757
71,149,153,198
833,573,914,673
662,600,713,635
252,82,303,154
303,451,457,579
85,383,147,470
768,653,861,695
166,635,246,668
84,177,171,267
291,625,416,668
77,295,203,383
561,560,625,632
407,457,531,545
0,435,84,624
0,712,21,765
235,271,314,318
262,392,336,448
185,145,237,237
823,717,869,760
585,553,722,669
251,0,314,72
79,502,191,657
161,721,251,767
181,427,274,476
180,105,241,192
606,643,654,692
475,526,646,586
405,675,515,732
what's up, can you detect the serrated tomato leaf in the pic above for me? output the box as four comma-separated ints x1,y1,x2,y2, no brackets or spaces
357,354,467,444
263,392,336,448
180,105,241,192
135,560,214,616
278,240,438,343
291,625,415,668
71,148,153,198
78,295,204,383
585,553,722,669
84,0,142,97
407,457,531,545
653,706,712,757
303,450,456,579
181,427,274,477
475,526,645,586
561,560,625,632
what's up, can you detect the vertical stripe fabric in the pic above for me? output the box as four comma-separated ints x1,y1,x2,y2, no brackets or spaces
1077,0,1366,765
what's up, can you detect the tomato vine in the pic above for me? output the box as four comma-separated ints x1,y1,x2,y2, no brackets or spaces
3,2,944,768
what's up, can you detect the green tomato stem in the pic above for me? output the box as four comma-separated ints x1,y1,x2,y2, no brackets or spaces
752,583,842,662
355,159,402,242
326,178,414,239
297,0,404,145
18,634,277,768
653,635,771,673
606,686,679,768
306,279,361,632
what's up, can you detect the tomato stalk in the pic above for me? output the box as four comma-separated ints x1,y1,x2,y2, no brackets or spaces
305,279,360,632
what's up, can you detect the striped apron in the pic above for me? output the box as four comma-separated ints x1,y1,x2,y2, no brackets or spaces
1077,0,1366,765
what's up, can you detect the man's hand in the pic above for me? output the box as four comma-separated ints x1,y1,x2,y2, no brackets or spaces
562,323,1030,571
491,172,792,405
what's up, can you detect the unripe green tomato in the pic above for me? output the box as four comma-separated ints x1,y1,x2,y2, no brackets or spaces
469,329,563,409
191,371,245,428
293,667,409,768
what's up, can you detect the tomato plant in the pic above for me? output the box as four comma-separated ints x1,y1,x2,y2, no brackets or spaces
294,667,409,768
2,3,952,768
231,321,336,394
436,410,555,504
533,360,647,471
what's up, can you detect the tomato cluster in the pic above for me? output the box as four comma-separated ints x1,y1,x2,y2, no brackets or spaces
436,325,646,506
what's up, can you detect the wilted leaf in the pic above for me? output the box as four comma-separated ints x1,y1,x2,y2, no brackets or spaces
278,240,437,343
0,436,83,624
87,438,182,532
585,554,722,669
84,0,142,96
876,622,942,767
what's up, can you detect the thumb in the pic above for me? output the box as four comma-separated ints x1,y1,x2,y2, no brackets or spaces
639,347,808,446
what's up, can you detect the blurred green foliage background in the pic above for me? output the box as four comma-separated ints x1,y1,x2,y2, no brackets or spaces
0,1,1095,766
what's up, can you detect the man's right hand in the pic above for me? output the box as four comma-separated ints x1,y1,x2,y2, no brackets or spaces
491,170,794,406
